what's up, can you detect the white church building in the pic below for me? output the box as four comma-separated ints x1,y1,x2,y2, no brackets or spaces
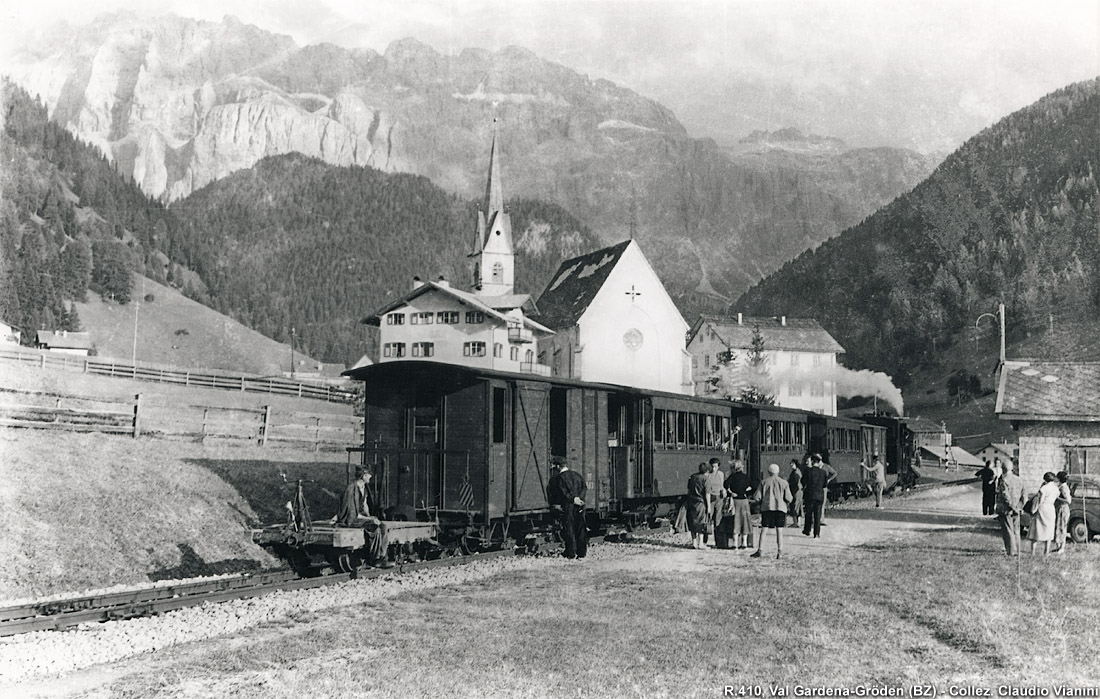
535,240,694,395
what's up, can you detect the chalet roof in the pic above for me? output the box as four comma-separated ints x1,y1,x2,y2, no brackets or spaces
534,240,633,329
689,315,844,354
361,282,552,335
35,330,92,350
996,361,1100,422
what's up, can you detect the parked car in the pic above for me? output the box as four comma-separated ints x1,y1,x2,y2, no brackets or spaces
1020,474,1100,543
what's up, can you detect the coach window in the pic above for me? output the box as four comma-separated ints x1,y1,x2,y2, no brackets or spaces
492,387,506,443
654,409,666,446
703,415,716,448
676,412,687,448
763,421,774,450
686,413,698,449
665,410,677,446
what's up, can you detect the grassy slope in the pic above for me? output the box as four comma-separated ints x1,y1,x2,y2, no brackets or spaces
63,528,1100,695
0,365,359,600
75,274,323,375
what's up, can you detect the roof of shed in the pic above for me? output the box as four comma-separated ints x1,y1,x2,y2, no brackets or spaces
689,315,844,353
996,361,1100,422
35,330,93,349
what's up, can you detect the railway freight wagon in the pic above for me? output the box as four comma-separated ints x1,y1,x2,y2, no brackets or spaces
350,361,615,550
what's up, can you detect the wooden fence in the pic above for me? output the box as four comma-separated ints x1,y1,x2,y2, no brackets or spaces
0,346,357,403
0,387,364,450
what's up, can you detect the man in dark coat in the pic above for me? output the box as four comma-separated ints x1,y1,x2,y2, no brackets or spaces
548,457,588,559
801,454,833,538
977,460,999,515
335,466,392,568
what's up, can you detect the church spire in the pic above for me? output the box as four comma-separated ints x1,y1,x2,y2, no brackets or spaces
484,119,504,216
470,121,514,296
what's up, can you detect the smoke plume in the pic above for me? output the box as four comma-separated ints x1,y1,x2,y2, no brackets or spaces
771,365,904,415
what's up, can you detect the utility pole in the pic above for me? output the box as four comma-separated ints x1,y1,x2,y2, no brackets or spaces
998,302,1005,364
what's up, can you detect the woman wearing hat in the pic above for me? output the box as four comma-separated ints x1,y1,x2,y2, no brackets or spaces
751,463,793,560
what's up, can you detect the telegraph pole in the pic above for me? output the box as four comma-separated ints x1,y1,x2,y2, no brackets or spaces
998,303,1005,364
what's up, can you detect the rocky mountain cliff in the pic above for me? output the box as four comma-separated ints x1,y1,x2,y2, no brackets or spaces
10,12,935,307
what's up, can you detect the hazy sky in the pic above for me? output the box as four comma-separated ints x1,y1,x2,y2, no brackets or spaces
3,0,1097,151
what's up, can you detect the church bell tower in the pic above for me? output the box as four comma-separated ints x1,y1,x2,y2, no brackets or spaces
470,126,515,297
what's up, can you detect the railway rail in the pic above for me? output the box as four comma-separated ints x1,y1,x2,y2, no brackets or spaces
0,546,524,638
0,527,650,638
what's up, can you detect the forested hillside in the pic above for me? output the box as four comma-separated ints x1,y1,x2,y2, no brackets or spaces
734,79,1100,385
170,154,603,364
0,80,183,337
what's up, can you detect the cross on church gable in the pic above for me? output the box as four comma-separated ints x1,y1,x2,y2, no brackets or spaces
625,285,642,302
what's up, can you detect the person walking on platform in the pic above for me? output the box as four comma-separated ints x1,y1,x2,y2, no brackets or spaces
686,462,712,550
863,452,887,508
1054,471,1072,554
725,459,754,549
802,455,830,538
787,459,803,529
705,457,726,548
548,457,588,559
751,463,793,560
995,461,1024,556
978,460,999,516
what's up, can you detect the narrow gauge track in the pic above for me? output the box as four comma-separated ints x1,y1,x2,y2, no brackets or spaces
0,529,648,638
0,546,524,638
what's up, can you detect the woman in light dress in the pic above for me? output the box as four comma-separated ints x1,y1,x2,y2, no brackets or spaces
1027,471,1060,555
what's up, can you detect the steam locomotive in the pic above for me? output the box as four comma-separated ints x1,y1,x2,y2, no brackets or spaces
253,360,915,572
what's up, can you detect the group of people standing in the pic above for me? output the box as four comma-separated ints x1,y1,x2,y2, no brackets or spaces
684,451,862,559
986,458,1074,556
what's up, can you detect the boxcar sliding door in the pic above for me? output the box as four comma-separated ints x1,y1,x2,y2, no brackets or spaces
511,381,551,512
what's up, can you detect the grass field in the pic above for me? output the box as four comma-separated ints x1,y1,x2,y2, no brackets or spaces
43,527,1100,698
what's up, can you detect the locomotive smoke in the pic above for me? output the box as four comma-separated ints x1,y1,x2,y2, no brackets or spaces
770,365,905,415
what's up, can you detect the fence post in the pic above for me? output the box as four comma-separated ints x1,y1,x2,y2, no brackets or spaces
202,408,208,442
133,393,142,438
83,359,89,374
259,406,271,446
40,353,46,370
314,416,321,452
241,376,246,392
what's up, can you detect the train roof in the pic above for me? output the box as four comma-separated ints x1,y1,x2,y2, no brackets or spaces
345,360,749,409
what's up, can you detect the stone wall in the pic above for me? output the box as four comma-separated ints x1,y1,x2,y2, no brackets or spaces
1016,422,1100,496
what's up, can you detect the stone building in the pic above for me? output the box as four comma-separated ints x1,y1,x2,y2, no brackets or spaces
996,361,1100,486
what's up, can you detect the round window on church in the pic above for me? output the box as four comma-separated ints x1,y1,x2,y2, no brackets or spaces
623,328,644,351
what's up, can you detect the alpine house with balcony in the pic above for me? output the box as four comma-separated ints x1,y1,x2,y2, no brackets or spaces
361,130,554,374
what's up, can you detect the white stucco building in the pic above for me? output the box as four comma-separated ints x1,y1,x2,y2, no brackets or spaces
534,239,693,395
363,131,554,374
687,315,844,415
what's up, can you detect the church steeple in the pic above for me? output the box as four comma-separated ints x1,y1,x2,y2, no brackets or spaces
470,122,515,296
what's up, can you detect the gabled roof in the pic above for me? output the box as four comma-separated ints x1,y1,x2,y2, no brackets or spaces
996,361,1100,422
534,240,632,329
689,315,844,354
919,444,986,467
361,282,553,334
35,330,93,350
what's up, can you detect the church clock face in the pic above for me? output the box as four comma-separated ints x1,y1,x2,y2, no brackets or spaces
623,328,644,351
